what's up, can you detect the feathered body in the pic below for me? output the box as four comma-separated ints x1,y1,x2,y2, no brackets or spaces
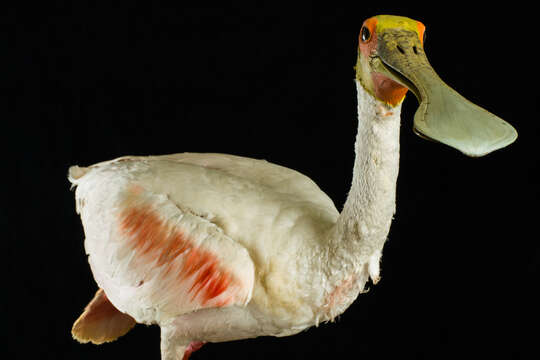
73,14,516,360
70,81,401,359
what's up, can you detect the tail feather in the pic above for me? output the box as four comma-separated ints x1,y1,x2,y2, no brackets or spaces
72,288,136,345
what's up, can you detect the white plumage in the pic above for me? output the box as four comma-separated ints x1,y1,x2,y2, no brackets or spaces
70,15,515,360
70,81,396,359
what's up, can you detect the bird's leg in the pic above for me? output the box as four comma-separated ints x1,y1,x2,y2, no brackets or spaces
160,324,207,360
159,306,260,359
160,325,189,360
183,341,206,360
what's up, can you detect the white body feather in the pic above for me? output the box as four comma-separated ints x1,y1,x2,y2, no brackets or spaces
70,81,402,359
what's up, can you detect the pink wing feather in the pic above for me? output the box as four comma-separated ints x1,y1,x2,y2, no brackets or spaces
73,168,254,325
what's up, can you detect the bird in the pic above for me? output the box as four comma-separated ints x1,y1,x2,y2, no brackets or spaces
69,15,517,360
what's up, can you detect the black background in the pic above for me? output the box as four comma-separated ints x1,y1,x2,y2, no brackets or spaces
5,2,538,360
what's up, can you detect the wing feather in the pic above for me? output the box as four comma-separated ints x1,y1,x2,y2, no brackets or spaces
74,171,255,325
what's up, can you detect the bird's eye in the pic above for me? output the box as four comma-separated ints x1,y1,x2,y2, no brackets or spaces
361,26,371,42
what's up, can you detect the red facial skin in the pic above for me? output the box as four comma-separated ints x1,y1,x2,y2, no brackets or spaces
358,17,409,107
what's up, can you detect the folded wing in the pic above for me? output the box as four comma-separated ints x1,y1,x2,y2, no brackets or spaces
74,174,255,325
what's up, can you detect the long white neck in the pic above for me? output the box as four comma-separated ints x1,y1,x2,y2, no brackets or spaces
328,80,402,281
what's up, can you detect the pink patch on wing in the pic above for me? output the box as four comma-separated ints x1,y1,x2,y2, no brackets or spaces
117,188,234,306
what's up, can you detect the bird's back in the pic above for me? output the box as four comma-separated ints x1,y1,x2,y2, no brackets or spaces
123,152,336,211
71,152,338,236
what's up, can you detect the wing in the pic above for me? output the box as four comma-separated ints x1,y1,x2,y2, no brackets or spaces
74,173,255,325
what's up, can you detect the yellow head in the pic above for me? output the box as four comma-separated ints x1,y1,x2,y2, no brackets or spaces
355,15,425,107
354,15,517,156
